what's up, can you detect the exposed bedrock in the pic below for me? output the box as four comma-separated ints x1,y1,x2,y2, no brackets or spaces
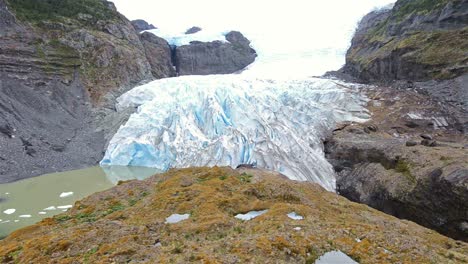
341,0,468,83
174,31,257,75
324,86,468,241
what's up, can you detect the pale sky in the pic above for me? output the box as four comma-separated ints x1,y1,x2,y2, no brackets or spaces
110,0,396,77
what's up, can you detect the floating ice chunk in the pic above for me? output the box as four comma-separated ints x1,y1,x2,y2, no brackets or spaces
287,212,304,220
235,210,268,221
38,212,47,215
44,206,56,211
165,213,190,224
315,251,358,264
19,215,31,218
5,192,9,195
3,209,15,215
59,192,74,198
1,220,10,224
14,220,19,223
57,205,73,209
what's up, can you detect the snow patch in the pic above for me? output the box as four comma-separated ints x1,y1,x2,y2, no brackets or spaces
146,28,228,47
235,210,268,221
315,251,358,264
44,206,57,211
38,212,47,215
287,212,304,220
165,214,190,224
57,205,73,209
19,215,31,218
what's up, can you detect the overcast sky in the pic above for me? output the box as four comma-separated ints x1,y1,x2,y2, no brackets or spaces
110,0,396,76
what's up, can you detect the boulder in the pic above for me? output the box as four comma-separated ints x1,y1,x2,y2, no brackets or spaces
131,19,156,32
185,26,202,34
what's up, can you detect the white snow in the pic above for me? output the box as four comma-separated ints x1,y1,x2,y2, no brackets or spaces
38,212,47,215
235,210,268,221
43,206,57,211
1,220,10,224
57,205,73,209
145,28,228,47
14,220,19,223
287,212,304,220
165,213,190,224
293,227,302,231
19,215,31,218
3,209,15,215
59,192,74,198
315,251,358,264
101,76,368,191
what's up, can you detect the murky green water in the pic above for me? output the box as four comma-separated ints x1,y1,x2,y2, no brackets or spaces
0,166,161,238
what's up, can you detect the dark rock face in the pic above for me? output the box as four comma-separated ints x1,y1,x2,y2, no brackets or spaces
325,128,468,241
175,31,257,75
131,19,156,32
0,0,156,182
323,85,468,241
185,26,202,34
140,32,176,79
342,0,468,83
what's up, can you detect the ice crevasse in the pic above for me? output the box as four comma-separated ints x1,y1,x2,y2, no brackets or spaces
101,75,369,191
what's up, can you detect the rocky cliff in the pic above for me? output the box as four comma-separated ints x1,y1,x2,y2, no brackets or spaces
0,0,173,182
342,0,468,83
324,0,468,241
1,167,467,263
175,31,257,75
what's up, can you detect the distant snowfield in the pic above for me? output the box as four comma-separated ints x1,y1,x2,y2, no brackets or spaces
114,0,396,78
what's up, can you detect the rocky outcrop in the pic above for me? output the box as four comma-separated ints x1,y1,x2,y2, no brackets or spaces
175,31,257,75
324,86,468,241
185,26,202,34
0,0,157,182
342,0,468,83
140,32,176,78
131,19,156,32
1,167,467,262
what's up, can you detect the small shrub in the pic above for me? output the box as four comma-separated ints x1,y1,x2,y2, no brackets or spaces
237,173,253,183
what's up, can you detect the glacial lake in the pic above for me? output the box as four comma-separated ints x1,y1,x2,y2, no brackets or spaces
0,166,161,238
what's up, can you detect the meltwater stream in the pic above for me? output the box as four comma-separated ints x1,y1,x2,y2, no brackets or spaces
101,76,369,191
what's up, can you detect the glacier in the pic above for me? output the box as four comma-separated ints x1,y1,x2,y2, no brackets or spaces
101,75,369,191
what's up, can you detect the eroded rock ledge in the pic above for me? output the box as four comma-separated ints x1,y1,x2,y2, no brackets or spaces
325,85,468,241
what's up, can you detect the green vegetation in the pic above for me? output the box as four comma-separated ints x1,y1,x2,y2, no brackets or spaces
237,172,253,183
7,0,117,23
54,215,72,222
393,0,453,21
395,159,415,183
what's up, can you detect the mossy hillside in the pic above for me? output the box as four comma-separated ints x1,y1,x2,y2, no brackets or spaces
346,0,467,81
0,167,466,263
7,0,118,25
392,0,455,21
